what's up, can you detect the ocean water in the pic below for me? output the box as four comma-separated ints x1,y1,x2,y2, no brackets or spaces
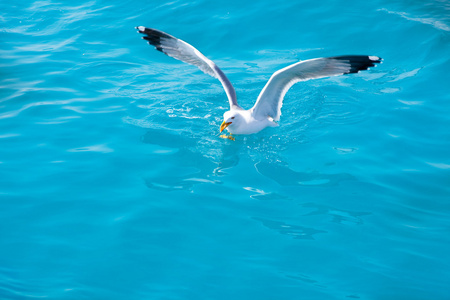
1,0,450,299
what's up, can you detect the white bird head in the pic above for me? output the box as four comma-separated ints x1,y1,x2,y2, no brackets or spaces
220,110,242,133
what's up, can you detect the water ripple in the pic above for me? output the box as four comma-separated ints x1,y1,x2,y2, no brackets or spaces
14,35,81,52
68,144,114,153
253,217,327,240
1,0,449,299
379,8,450,32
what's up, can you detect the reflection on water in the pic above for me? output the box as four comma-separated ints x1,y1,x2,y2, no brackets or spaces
140,126,353,191
213,139,241,176
253,217,326,240
145,172,222,192
243,187,289,201
302,203,371,225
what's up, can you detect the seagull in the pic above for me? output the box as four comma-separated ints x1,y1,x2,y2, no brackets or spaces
136,26,381,137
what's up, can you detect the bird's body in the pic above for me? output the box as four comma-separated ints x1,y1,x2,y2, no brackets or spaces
222,109,278,135
136,26,381,136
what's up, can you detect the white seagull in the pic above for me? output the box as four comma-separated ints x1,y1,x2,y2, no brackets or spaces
136,26,381,137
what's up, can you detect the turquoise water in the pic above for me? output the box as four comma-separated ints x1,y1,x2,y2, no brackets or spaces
1,0,450,299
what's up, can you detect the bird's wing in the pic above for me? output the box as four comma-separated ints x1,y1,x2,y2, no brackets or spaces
251,55,382,121
136,26,240,109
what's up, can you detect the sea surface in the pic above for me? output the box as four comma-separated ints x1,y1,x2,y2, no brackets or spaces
1,0,450,299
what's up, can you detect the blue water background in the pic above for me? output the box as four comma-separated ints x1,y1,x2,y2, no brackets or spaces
1,0,450,299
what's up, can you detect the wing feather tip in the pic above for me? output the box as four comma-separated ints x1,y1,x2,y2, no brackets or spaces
332,55,382,74
136,26,146,33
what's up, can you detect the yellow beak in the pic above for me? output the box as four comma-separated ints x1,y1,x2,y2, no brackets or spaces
220,121,232,132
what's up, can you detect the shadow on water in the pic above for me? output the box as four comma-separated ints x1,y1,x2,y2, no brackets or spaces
134,84,365,243
139,126,365,241
131,76,360,191
140,126,354,191
140,128,220,191
142,149,222,192
255,161,354,187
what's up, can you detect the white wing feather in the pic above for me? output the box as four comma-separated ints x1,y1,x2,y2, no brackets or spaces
252,56,381,121
137,26,240,109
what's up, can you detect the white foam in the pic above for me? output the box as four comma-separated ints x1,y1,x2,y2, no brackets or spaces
369,56,380,61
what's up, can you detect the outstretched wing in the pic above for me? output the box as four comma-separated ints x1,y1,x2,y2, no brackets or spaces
251,55,382,121
136,26,240,109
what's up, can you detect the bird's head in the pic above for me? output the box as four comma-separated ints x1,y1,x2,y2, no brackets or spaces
220,111,241,133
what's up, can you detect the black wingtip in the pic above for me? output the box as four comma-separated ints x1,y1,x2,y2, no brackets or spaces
331,55,382,74
136,26,175,52
136,26,173,38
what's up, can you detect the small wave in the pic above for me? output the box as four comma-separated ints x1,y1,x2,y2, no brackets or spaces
67,144,114,153
379,8,450,32
252,217,327,240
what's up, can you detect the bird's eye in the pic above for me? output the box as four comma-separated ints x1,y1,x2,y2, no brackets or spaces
231,117,235,119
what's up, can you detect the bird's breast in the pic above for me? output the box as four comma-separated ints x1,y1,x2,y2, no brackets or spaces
227,118,273,135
